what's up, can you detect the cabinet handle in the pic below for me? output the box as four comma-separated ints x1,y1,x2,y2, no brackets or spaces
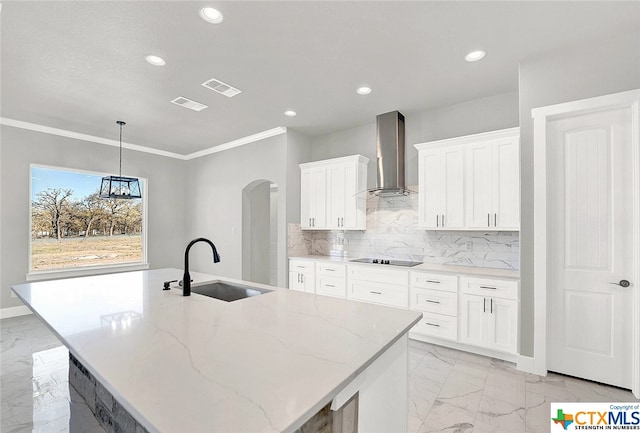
325,268,335,272
480,286,497,290
494,213,497,227
483,298,486,312
487,213,490,227
325,284,335,288
301,274,304,283
309,218,311,226
297,274,300,283
425,299,440,304
442,214,445,227
491,298,493,314
312,218,315,227
341,217,344,226
370,291,382,295
436,214,439,227
425,322,440,327
426,280,441,284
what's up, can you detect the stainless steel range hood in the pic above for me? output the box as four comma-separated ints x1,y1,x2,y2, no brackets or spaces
368,110,410,196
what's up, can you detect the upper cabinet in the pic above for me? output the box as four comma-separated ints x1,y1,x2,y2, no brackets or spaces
414,127,520,231
300,155,368,230
416,145,464,229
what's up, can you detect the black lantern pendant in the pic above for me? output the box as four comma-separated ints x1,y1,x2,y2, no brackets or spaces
100,121,142,199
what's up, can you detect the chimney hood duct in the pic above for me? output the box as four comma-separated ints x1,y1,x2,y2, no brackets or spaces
369,110,410,196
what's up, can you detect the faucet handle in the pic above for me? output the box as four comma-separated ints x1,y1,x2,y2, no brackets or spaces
178,279,194,287
163,280,178,290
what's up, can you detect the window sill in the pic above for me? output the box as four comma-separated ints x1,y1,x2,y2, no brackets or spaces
26,263,150,282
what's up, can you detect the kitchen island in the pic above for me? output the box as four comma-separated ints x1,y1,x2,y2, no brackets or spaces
11,268,421,433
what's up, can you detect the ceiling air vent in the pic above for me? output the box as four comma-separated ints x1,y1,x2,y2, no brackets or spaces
201,77,242,98
170,96,208,112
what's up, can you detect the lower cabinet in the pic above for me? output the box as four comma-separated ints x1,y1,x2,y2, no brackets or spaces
288,258,519,358
347,265,409,308
316,263,347,298
458,277,519,354
289,260,315,293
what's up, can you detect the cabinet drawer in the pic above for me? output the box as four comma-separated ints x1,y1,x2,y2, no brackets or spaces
410,288,457,316
347,265,408,286
289,260,315,273
316,262,346,277
411,272,457,292
316,275,346,299
411,313,457,341
459,277,518,300
348,281,408,309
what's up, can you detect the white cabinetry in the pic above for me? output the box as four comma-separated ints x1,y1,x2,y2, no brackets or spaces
347,265,409,309
300,167,327,229
414,127,520,231
288,260,315,293
409,272,458,341
300,155,368,230
415,146,464,229
315,262,347,299
459,277,518,354
464,130,520,230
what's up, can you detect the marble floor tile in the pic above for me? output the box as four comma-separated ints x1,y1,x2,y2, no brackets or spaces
3,314,640,433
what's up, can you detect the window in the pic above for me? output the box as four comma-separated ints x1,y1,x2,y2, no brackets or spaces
29,165,147,276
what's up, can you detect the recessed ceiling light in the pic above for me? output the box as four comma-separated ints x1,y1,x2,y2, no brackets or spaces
199,7,223,24
465,50,486,62
356,86,372,95
145,55,166,66
284,110,297,117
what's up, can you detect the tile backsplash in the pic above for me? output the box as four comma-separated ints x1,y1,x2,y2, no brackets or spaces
288,186,520,270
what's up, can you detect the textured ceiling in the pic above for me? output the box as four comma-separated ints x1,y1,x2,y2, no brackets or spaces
2,1,639,155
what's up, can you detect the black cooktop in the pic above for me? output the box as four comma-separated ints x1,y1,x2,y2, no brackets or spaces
349,258,423,267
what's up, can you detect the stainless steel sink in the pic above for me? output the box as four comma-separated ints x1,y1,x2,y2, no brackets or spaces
190,281,271,302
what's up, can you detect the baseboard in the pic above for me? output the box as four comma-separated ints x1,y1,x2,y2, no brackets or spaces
517,354,546,376
0,305,32,319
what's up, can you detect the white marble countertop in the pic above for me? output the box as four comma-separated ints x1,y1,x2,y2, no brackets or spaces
289,255,519,279
12,268,421,433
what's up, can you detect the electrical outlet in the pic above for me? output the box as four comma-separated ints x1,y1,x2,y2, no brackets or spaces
464,242,473,251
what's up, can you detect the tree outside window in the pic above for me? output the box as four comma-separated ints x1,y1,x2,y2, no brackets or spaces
30,166,146,272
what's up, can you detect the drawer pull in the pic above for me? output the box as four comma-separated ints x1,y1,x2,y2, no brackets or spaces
325,268,335,271
425,322,440,327
370,291,382,295
425,299,440,304
426,280,441,284
480,286,497,290
325,284,335,288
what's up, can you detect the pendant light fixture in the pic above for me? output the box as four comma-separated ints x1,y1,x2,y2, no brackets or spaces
99,121,142,199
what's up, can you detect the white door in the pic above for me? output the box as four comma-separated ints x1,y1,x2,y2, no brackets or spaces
327,164,345,229
419,149,443,228
465,141,493,229
492,137,520,229
547,107,634,388
442,146,464,229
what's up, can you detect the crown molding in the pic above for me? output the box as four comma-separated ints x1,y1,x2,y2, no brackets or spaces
184,127,287,160
0,117,287,160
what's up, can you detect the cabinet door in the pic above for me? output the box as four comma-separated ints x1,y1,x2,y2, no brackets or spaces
492,137,520,229
464,142,494,229
441,146,464,229
327,164,347,229
418,149,442,229
301,271,315,293
289,271,304,291
486,298,518,353
300,168,326,229
459,294,487,346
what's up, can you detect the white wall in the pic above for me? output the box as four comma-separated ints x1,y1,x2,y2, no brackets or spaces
0,125,188,309
185,134,289,287
518,31,640,357
309,92,519,187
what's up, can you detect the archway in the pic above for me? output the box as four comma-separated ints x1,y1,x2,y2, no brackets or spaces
242,180,278,285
